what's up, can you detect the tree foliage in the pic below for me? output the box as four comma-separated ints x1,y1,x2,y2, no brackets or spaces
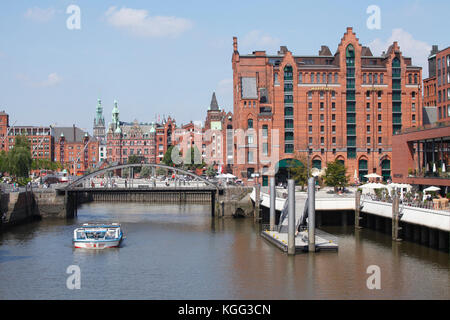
287,153,311,190
183,146,205,171
205,165,217,178
7,135,32,178
323,160,349,192
162,145,181,167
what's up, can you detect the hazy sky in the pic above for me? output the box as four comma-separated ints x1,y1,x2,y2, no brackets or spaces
0,0,448,133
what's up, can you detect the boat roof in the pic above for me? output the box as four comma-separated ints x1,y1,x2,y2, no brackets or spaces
77,223,121,228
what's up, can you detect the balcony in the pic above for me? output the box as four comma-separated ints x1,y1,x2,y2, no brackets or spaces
259,106,272,115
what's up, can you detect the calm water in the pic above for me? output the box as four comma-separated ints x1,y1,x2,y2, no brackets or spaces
0,202,448,300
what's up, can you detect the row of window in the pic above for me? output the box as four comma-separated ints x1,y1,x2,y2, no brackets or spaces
306,136,384,146
362,73,384,84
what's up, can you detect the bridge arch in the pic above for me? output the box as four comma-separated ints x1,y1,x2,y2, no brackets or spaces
64,163,219,190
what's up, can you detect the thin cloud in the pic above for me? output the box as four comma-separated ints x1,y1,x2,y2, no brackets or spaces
24,7,56,23
17,72,62,88
369,28,431,76
105,6,193,38
240,30,280,53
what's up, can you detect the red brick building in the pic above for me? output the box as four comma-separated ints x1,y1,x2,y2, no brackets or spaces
203,92,233,173
0,110,54,162
392,122,450,189
422,46,450,121
105,100,175,165
54,126,99,176
232,27,422,185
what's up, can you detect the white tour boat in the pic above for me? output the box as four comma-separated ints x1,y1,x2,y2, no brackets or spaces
73,223,124,249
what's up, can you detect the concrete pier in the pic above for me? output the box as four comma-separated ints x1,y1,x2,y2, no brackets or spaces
438,230,448,251
413,225,421,243
429,229,437,248
420,226,429,245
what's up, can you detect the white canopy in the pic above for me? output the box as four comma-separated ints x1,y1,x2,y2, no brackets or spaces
361,182,387,189
216,173,237,180
388,183,412,190
423,186,441,192
360,183,387,195
364,173,382,179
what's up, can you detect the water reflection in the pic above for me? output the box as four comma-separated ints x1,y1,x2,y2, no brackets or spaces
0,202,448,300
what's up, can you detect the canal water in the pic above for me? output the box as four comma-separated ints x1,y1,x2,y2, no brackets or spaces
0,202,448,299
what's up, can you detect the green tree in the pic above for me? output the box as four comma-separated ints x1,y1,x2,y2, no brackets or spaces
140,166,152,178
0,150,8,175
205,165,217,178
127,154,143,174
289,156,310,191
183,146,205,171
7,135,32,178
162,145,182,167
323,160,349,192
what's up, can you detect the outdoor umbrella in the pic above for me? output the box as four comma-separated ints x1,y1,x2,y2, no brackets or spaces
423,186,440,192
364,173,382,179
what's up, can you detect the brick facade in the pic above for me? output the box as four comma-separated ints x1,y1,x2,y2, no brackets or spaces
423,46,450,121
232,27,422,185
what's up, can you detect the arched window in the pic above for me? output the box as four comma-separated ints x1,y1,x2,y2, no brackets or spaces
247,118,253,129
358,159,368,182
312,159,322,169
381,159,391,182
414,74,418,84
392,57,400,68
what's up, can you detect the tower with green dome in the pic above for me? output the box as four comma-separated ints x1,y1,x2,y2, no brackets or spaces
93,98,106,143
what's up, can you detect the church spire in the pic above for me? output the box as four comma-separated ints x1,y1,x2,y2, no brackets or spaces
209,92,219,111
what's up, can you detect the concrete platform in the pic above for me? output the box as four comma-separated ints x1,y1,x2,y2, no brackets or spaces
261,229,339,253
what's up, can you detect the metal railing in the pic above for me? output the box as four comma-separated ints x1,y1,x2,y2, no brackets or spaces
361,193,450,212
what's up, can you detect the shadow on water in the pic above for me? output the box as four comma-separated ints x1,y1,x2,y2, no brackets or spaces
0,249,32,263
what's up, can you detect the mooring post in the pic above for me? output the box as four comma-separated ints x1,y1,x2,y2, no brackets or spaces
392,194,400,241
211,191,216,217
308,177,316,252
270,176,276,231
287,179,296,255
355,191,362,229
254,183,261,223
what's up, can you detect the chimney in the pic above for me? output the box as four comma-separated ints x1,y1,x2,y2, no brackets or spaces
233,37,238,52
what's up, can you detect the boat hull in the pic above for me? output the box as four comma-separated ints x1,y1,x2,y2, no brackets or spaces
73,239,121,249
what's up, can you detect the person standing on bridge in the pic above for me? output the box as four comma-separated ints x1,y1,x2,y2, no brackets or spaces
125,180,127,188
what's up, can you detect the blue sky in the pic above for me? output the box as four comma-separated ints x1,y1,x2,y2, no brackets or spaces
0,0,448,133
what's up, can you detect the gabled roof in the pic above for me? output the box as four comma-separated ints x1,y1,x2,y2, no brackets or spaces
53,126,91,142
